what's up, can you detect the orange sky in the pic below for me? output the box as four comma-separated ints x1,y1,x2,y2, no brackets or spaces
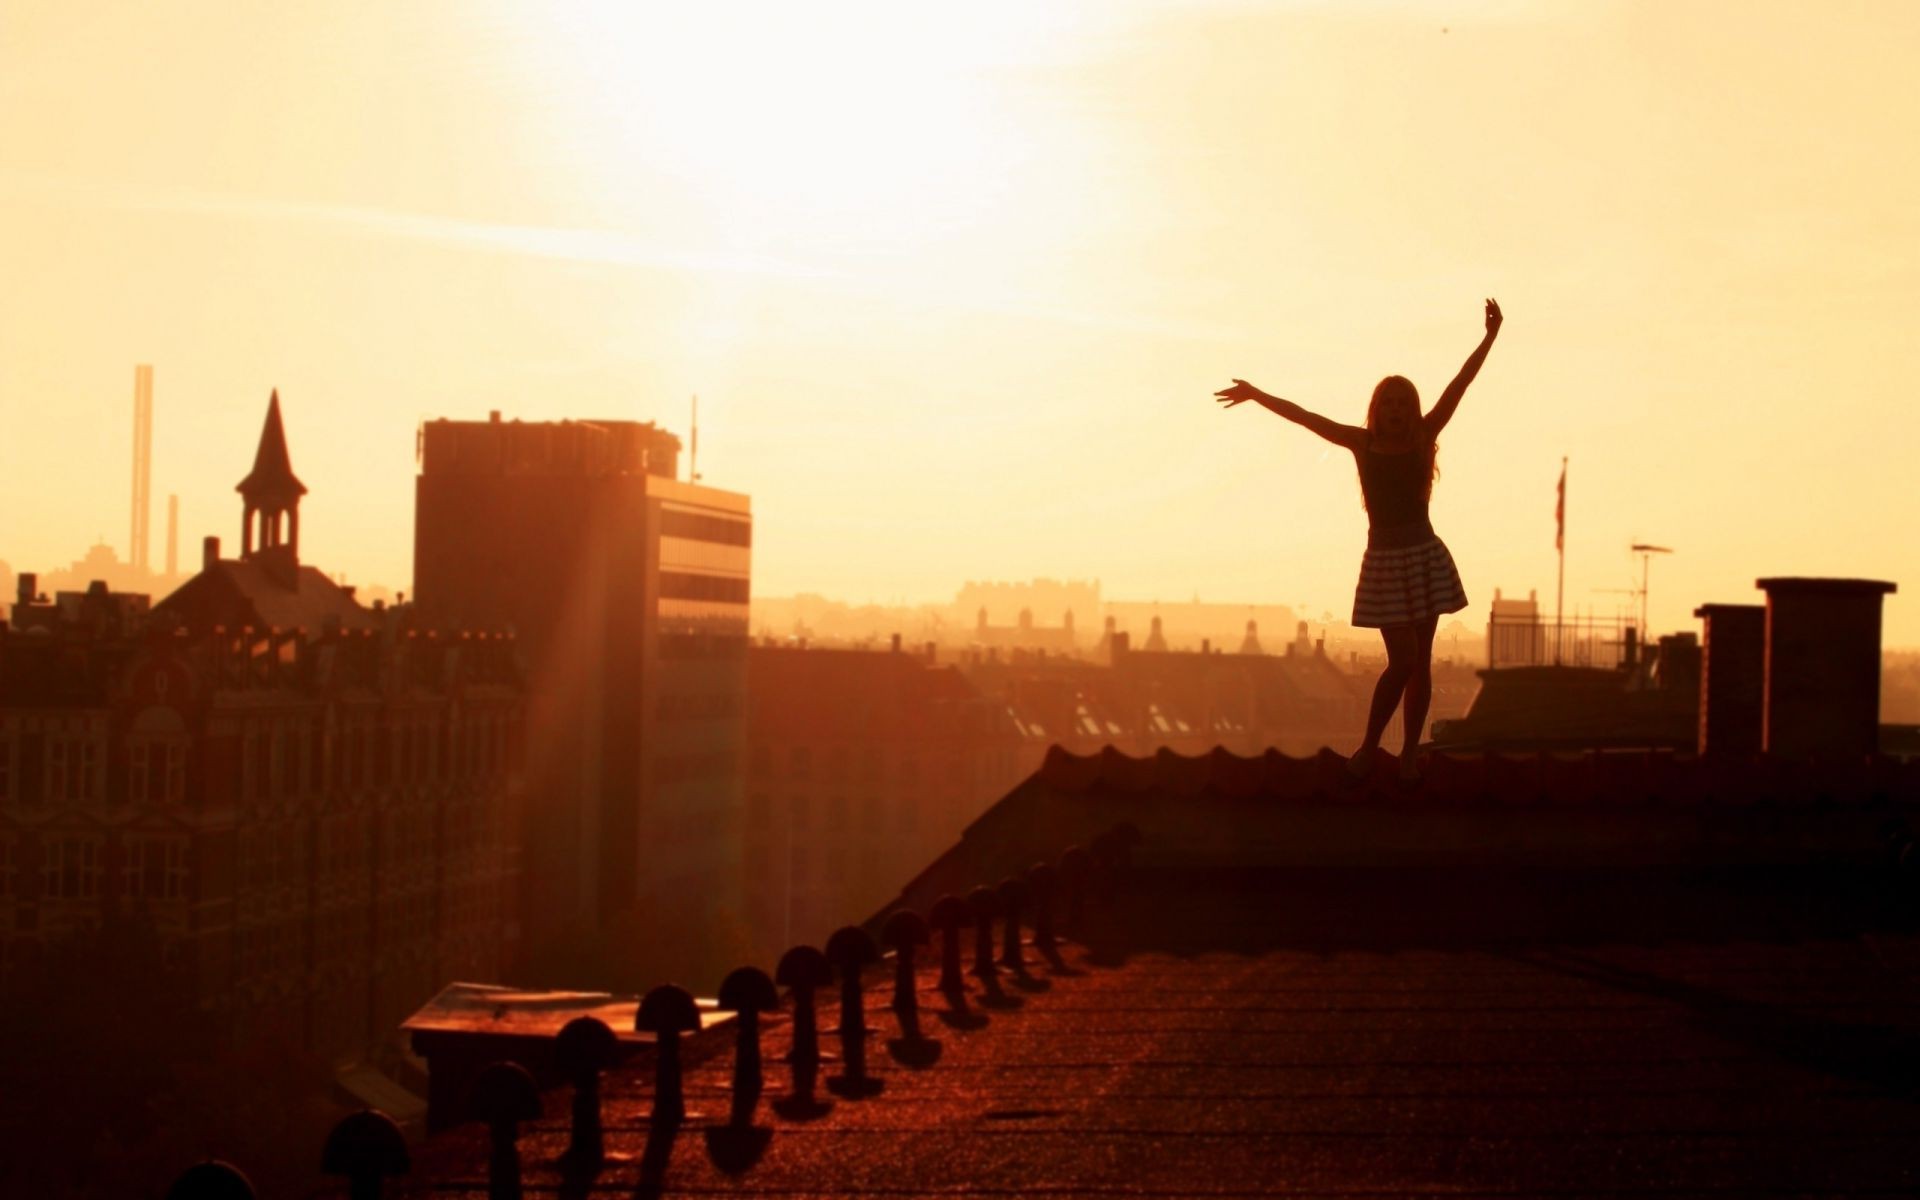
3,2,1916,641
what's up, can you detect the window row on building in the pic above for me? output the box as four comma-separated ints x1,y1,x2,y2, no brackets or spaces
0,708,517,811
0,832,194,905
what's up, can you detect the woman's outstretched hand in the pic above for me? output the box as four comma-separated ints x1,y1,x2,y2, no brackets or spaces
1214,379,1265,408
1485,297,1503,336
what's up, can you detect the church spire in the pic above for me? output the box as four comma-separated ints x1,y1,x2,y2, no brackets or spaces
236,390,306,578
237,389,307,507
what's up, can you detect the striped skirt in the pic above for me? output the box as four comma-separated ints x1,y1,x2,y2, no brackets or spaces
1351,534,1469,628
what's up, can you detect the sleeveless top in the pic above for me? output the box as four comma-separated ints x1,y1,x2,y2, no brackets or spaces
1357,443,1434,548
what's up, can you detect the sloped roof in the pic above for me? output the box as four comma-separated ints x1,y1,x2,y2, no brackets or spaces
1117,648,1365,717
748,646,998,741
878,745,1920,916
153,559,376,634
1267,649,1361,705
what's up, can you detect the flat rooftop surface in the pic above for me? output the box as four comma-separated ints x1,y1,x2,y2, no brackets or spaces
405,870,1920,1197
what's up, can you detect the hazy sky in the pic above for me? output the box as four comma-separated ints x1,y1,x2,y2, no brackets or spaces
3,1,1916,640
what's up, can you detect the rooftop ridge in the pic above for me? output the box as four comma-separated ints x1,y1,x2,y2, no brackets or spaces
1035,742,1920,805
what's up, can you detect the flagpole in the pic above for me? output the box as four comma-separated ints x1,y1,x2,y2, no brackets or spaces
1556,456,1566,665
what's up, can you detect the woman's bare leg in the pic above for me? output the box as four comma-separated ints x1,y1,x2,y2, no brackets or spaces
1348,625,1417,774
1397,615,1440,779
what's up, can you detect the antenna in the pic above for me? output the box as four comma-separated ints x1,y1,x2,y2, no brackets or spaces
1628,543,1675,639
690,394,701,483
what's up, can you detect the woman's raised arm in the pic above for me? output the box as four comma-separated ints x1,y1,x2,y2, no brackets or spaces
1215,380,1366,450
1423,298,1502,438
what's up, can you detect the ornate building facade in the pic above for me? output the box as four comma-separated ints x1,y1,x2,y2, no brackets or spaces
0,394,525,1062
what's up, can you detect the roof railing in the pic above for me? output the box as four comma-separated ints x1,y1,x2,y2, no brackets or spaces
159,826,1141,1199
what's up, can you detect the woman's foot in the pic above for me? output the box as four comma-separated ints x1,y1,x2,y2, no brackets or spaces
1343,748,1375,784
1396,754,1424,787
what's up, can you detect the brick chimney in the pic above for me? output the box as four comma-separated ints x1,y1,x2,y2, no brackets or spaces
1694,604,1763,758
1755,577,1897,759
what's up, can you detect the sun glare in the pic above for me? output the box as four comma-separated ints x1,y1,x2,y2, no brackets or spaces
537,3,1070,246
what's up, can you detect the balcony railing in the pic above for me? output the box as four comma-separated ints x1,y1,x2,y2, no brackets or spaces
1488,613,1640,670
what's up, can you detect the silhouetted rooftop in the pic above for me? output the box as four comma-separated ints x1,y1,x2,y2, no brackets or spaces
748,644,991,740
154,557,379,635
394,887,1920,1195
383,747,1920,1197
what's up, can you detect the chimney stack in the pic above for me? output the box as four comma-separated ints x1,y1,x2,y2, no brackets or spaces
1756,577,1897,759
203,536,221,572
1693,604,1764,758
165,494,179,577
131,365,153,573
17,572,36,606
1658,632,1701,695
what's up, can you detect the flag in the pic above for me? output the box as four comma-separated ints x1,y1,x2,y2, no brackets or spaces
1555,458,1566,552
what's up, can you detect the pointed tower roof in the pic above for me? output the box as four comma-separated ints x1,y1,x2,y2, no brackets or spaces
236,390,307,506
1239,619,1264,655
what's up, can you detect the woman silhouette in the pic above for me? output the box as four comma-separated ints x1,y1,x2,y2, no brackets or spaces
1215,298,1501,782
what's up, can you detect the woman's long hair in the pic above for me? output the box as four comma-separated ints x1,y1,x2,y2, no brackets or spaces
1366,375,1439,501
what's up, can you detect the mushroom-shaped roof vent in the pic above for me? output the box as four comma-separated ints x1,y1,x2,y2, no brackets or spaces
717,966,779,1013
966,883,1000,917
555,1016,619,1077
1058,844,1092,877
776,944,833,990
320,1109,410,1179
635,983,701,1035
882,909,929,950
996,876,1030,908
1091,829,1121,862
165,1161,257,1200
466,1061,542,1126
825,925,880,970
929,894,970,929
1026,861,1057,893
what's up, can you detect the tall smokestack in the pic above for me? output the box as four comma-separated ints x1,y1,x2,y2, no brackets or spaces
165,494,179,577
131,365,153,572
